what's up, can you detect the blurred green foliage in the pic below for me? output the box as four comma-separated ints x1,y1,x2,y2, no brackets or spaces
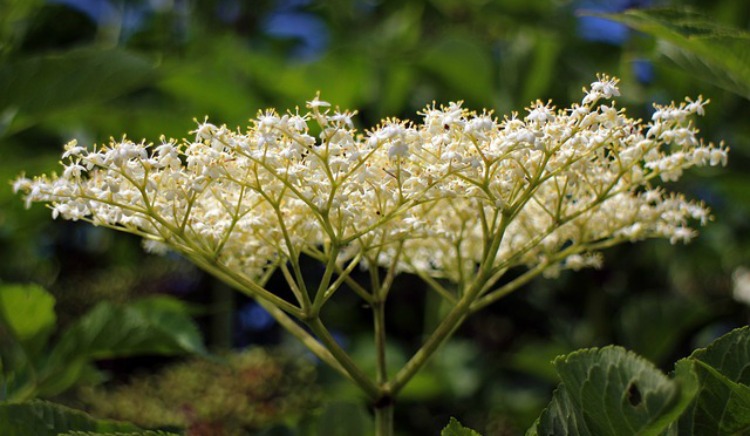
0,0,748,434
0,284,205,402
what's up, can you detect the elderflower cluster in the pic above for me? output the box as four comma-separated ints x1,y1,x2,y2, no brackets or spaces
14,75,727,288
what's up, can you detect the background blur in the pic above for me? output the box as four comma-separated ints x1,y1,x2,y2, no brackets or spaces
1,0,749,434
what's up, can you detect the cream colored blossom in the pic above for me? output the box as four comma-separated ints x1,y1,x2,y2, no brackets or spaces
14,75,727,305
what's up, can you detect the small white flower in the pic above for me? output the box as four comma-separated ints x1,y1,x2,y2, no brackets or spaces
62,140,85,159
12,75,725,289
306,94,331,109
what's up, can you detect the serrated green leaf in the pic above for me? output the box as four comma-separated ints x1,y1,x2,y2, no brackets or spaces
678,326,750,434
0,400,139,436
529,346,697,436
599,8,750,100
527,384,591,436
0,284,56,356
442,417,482,436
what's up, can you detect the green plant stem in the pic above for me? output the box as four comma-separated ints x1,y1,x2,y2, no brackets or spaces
312,243,339,314
306,317,380,399
165,256,349,380
388,214,511,395
373,300,388,385
374,400,394,436
190,254,303,317
388,292,473,395
255,300,350,378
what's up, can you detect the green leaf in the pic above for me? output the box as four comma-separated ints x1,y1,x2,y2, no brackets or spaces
59,295,206,358
442,417,482,436
127,296,207,354
0,400,139,436
0,284,55,356
527,384,589,436
0,48,159,136
529,346,697,436
678,326,750,434
599,8,750,100
38,296,206,397
0,284,57,401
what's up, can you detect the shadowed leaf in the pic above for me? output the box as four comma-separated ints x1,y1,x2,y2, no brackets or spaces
528,346,697,436
0,400,139,436
678,326,750,434
37,296,206,397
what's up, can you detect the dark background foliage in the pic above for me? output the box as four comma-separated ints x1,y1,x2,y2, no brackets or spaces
1,0,749,434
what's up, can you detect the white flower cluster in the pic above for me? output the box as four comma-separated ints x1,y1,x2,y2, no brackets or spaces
14,75,726,296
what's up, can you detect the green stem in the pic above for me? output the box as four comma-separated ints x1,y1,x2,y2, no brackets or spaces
312,243,339,314
306,317,380,399
255,300,350,379
373,300,388,385
388,214,511,395
374,400,394,436
189,254,303,317
388,292,473,395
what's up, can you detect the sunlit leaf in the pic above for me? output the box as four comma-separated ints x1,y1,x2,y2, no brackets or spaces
0,283,55,356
